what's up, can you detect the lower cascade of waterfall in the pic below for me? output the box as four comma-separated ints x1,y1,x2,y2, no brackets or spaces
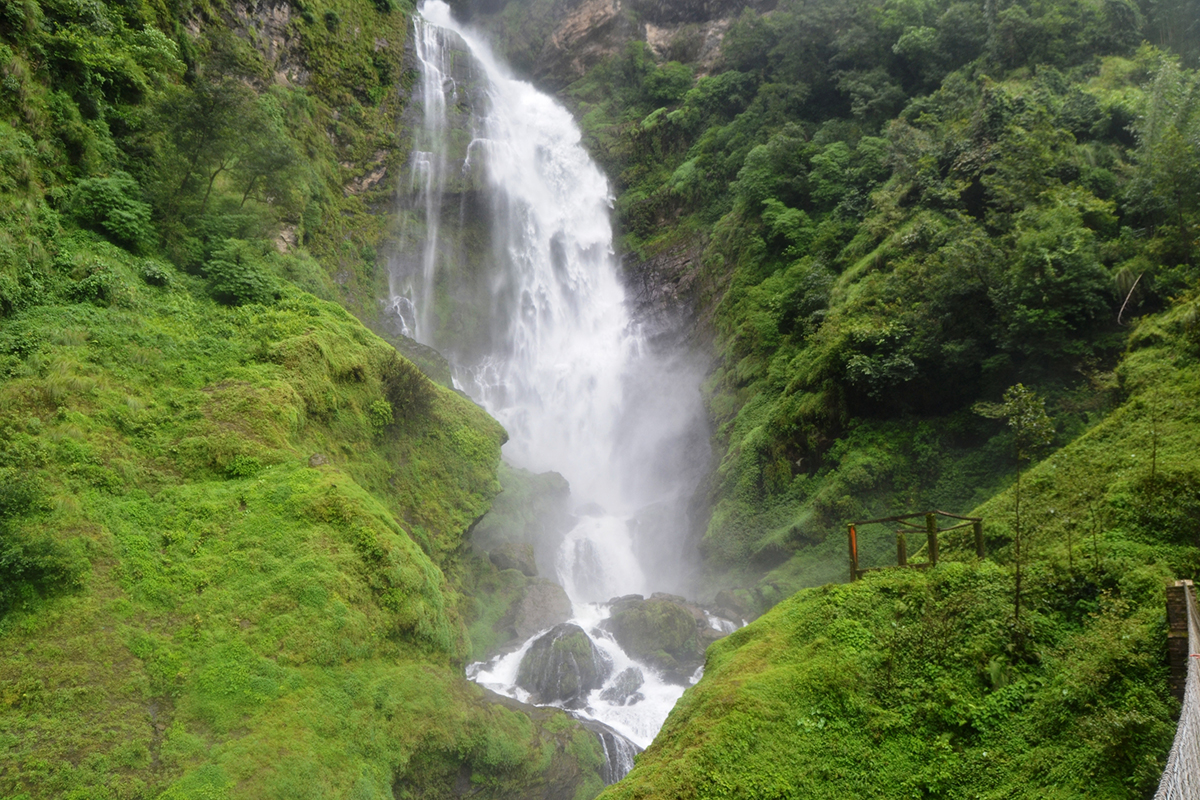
393,1,724,782
468,601,737,753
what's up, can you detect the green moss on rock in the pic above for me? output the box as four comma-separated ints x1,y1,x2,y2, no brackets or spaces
517,623,611,708
603,597,702,684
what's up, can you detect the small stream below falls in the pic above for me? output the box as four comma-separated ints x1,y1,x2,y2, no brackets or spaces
389,1,723,780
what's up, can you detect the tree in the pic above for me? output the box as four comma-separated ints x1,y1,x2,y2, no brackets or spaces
1126,57,1200,272
976,384,1053,651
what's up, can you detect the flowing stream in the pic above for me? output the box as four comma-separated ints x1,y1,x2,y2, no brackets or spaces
389,0,715,773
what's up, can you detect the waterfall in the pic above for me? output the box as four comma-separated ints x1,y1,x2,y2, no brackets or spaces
391,0,714,776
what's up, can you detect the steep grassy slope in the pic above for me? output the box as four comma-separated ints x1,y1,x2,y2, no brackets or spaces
0,0,612,797
600,311,1200,799
0,237,611,799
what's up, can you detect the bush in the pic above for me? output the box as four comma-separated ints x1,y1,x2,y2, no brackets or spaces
224,454,263,479
0,531,88,615
368,399,393,436
205,239,278,306
65,172,155,253
67,266,120,306
0,472,44,520
140,259,172,287
381,354,434,426
0,472,86,615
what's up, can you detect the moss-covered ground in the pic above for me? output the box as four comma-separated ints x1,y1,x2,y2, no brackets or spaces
0,236,608,798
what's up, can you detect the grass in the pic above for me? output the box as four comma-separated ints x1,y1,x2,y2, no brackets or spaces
0,236,605,799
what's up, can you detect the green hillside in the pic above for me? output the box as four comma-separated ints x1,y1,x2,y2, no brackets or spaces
0,0,608,796
601,309,1200,799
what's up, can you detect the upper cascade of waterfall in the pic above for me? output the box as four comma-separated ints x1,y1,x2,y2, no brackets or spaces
398,1,643,517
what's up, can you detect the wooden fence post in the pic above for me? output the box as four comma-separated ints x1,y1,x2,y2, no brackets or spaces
926,513,938,566
848,524,859,581
897,531,907,567
1167,581,1191,702
973,520,985,558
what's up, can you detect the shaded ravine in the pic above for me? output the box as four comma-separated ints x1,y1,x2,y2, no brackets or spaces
387,0,719,778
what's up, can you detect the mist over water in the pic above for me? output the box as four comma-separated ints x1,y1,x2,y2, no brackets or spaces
389,0,714,762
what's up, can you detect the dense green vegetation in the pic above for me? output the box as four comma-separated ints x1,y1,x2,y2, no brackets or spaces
0,0,611,796
538,0,1200,605
603,313,1200,798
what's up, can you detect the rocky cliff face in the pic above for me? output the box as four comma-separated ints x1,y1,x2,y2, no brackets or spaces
457,0,773,88
442,0,749,355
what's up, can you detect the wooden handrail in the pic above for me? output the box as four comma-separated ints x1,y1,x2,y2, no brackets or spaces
847,511,985,581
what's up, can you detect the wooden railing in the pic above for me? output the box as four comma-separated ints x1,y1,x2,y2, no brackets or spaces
846,511,984,581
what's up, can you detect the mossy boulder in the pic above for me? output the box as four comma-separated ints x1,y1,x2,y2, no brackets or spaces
602,596,703,684
510,579,574,640
490,540,539,577
472,465,574,577
517,623,611,708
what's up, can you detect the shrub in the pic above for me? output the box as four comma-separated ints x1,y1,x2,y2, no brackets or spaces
381,354,434,426
140,259,172,287
205,239,278,306
0,531,88,614
224,454,263,479
0,473,86,615
67,266,119,306
65,172,155,253
0,471,44,520
368,399,394,436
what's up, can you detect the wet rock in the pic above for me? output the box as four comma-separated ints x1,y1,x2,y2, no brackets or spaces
599,667,645,706
602,596,703,685
377,330,455,389
490,541,538,577
307,453,328,467
512,580,573,641
715,588,753,618
623,235,709,349
471,468,573,579
532,0,640,88
517,623,611,709
573,716,643,785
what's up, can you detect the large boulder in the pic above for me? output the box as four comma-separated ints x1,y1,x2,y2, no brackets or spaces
489,540,539,577
516,623,611,708
471,467,574,578
601,595,705,684
511,579,573,641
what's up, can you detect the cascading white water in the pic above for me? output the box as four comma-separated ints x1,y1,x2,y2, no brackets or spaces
392,0,716,767
388,17,457,340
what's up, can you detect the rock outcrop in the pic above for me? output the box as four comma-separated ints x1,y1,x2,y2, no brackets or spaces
517,623,613,708
459,0,778,88
600,594,719,684
490,541,540,577
511,580,575,641
599,667,646,706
